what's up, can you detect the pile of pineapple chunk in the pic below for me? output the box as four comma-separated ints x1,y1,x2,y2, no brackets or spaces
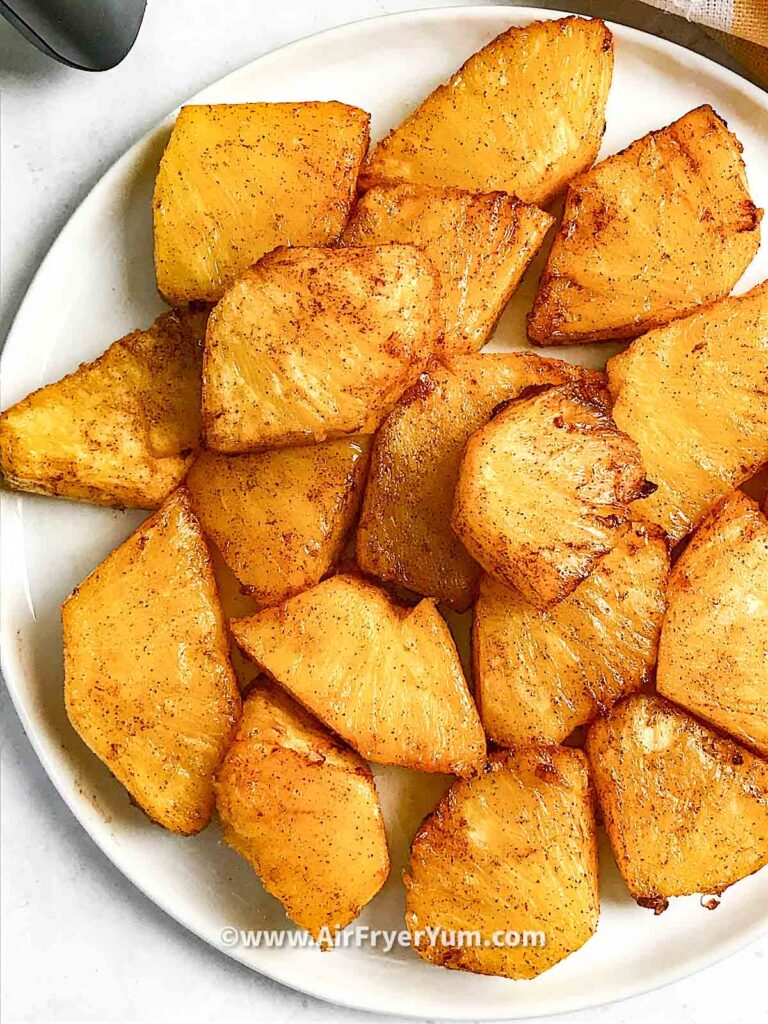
2,15,768,980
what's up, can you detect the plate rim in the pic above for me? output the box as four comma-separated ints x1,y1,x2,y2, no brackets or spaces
2,5,767,1019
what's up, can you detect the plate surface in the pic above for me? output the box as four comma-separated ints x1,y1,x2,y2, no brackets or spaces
2,6,767,1019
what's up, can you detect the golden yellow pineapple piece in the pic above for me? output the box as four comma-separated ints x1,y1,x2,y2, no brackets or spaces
153,102,370,305
405,747,599,979
361,17,613,207
475,523,669,746
186,438,369,607
202,245,440,452
0,308,207,509
452,382,649,608
586,694,768,911
63,489,241,835
356,354,602,611
341,185,553,355
231,574,485,774
215,681,389,938
607,281,768,542
528,105,761,345
657,491,768,756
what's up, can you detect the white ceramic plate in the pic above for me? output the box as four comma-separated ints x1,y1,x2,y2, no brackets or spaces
2,6,767,1019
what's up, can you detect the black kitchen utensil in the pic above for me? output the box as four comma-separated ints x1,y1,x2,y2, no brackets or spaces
0,0,147,70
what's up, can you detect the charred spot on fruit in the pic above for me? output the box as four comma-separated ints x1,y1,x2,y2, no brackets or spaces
637,479,659,500
637,894,669,915
738,200,762,232
406,373,438,403
491,383,554,420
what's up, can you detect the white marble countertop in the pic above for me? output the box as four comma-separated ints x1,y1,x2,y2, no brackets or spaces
1,2,765,1022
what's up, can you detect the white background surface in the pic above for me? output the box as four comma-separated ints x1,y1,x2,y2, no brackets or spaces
1,1,766,1022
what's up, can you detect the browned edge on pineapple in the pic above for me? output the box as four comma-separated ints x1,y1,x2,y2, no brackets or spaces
404,746,599,979
215,679,389,940
63,488,241,835
586,693,768,912
528,104,762,345
360,17,614,207
473,522,669,746
657,490,768,757
0,307,207,509
451,380,652,609
229,573,486,775
153,101,371,305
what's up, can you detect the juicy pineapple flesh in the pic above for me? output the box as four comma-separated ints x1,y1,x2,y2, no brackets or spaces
405,747,599,979
658,491,768,756
153,102,370,304
342,184,553,354
0,307,207,509
452,382,649,608
529,105,761,344
361,16,614,207
356,353,603,611
475,523,669,746
216,681,390,938
586,694,768,910
608,281,768,543
186,437,369,606
202,245,440,452
63,489,241,835
231,574,485,775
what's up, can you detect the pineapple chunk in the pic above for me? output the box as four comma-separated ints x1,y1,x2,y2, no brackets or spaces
528,105,761,344
356,354,602,610
452,382,649,608
186,438,369,607
0,308,206,509
63,489,241,835
202,245,440,452
153,102,370,304
475,523,669,746
230,574,485,774
215,681,389,938
607,281,768,542
586,694,768,910
341,185,552,355
361,17,613,207
405,747,599,979
657,491,768,756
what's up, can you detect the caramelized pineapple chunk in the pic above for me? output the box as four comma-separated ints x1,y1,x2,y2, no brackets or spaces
215,681,389,938
529,105,761,344
607,281,768,542
356,354,602,610
63,489,241,835
202,245,440,452
361,17,613,207
0,308,207,509
187,438,369,607
405,747,599,979
586,694,768,910
154,102,370,304
342,185,552,355
231,574,485,774
657,492,768,756
475,523,669,746
452,382,649,608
